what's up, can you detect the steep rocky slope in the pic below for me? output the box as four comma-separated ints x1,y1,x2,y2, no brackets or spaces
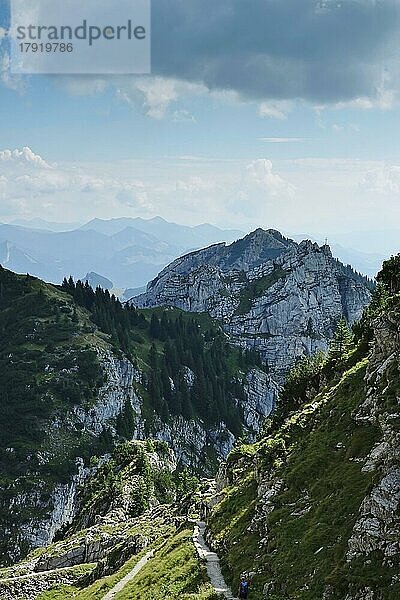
0,267,270,565
206,279,399,599
132,229,373,383
0,440,199,599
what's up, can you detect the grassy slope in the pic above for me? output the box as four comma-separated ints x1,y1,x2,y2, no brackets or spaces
208,357,396,599
113,528,218,600
36,529,219,600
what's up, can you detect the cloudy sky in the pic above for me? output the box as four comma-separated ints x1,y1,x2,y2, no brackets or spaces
0,0,400,237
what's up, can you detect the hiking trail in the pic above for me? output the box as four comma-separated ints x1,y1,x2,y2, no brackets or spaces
193,521,237,600
101,549,154,600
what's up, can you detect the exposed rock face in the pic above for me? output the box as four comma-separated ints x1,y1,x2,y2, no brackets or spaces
154,417,235,470
73,351,144,437
243,368,279,433
20,458,90,551
132,230,372,382
0,566,89,600
347,308,400,567
347,470,400,560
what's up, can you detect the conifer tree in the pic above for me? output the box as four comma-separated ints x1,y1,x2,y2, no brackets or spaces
148,344,158,368
116,399,136,439
376,254,400,295
329,318,354,361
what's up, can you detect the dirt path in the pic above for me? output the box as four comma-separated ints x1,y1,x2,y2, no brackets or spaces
193,521,237,600
101,549,154,600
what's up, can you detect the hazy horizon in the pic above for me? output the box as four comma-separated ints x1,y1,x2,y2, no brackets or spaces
1,1,399,257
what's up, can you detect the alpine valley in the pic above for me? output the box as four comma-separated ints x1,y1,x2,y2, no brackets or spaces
0,229,398,600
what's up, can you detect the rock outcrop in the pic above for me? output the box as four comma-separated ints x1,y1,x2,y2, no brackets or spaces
239,368,278,434
346,306,400,566
72,351,144,437
19,458,90,551
132,230,372,382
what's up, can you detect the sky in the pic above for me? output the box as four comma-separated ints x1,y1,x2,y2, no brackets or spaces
0,0,400,237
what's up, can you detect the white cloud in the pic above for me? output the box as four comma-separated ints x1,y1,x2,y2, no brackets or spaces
360,165,400,194
116,77,206,119
116,77,178,119
60,75,206,120
0,147,51,168
0,147,153,220
258,137,311,143
318,74,398,113
244,159,296,198
331,91,396,111
258,101,291,120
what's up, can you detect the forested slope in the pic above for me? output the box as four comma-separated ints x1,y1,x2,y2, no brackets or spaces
0,267,265,565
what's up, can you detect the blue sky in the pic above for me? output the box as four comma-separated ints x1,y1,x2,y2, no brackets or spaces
0,72,399,162
0,0,399,237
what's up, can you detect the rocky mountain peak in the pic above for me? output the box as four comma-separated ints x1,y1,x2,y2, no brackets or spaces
132,229,373,383
219,228,292,271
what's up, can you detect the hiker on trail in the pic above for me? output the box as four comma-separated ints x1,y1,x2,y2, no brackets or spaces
238,575,249,599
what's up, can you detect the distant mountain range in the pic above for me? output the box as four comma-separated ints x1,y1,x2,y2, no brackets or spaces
0,217,396,293
11,218,83,232
0,217,243,293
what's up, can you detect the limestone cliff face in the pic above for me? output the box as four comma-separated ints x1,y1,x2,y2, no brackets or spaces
243,368,278,433
132,230,372,382
72,351,144,437
19,458,90,553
